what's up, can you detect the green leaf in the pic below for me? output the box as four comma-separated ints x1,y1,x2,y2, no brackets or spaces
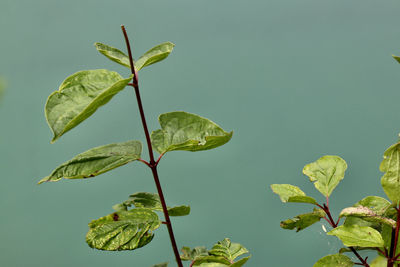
370,256,387,267
354,196,391,215
280,209,326,232
192,256,231,266
151,263,168,267
303,155,347,197
182,239,250,267
313,254,353,267
45,69,132,142
380,142,400,204
339,206,395,228
38,140,141,184
181,246,208,261
95,43,130,68
270,184,317,204
135,42,175,71
327,225,384,248
151,111,233,154
230,257,250,267
393,55,400,64
208,238,249,262
86,208,160,251
114,192,190,217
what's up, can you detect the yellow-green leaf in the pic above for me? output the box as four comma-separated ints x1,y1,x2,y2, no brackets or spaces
313,254,353,267
95,42,130,68
86,208,160,251
135,42,175,71
270,184,317,204
151,111,233,154
303,155,347,197
327,225,384,248
39,140,141,184
370,256,387,267
393,55,400,64
380,142,400,204
45,69,133,142
280,209,326,232
182,239,250,267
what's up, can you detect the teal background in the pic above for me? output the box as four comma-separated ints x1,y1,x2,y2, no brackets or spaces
1,0,400,266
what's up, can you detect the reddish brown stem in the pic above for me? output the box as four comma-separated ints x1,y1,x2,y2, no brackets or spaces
321,201,369,267
121,25,183,267
138,158,151,167
387,206,400,267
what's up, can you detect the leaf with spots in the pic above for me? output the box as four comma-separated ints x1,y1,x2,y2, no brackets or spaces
86,208,160,251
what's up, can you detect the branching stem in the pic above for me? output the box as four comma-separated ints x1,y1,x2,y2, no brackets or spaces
121,25,183,267
318,201,370,267
387,205,400,267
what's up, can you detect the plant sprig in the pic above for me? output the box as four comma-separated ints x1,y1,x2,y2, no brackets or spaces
39,25,248,267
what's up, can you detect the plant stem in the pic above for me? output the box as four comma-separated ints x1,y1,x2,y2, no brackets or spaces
387,206,400,267
320,201,370,267
121,25,183,267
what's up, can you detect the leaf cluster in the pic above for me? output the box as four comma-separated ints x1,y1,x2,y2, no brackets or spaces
181,238,250,267
271,148,400,266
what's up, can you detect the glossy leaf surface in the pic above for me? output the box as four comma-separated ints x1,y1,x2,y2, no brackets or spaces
313,254,353,267
46,69,132,142
271,184,317,204
86,208,160,251
380,142,400,203
280,209,325,232
113,192,190,217
303,155,347,197
135,42,175,71
95,43,130,68
39,140,142,184
151,111,233,154
327,225,384,248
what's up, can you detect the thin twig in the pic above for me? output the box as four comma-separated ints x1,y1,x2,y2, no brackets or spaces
121,25,183,267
